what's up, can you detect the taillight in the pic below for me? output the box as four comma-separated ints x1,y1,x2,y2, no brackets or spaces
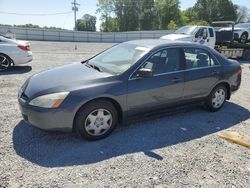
237,67,242,76
18,45,30,51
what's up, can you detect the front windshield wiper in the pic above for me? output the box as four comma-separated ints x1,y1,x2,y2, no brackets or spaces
85,61,103,72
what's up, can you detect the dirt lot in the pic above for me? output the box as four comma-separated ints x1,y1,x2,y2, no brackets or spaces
0,41,249,188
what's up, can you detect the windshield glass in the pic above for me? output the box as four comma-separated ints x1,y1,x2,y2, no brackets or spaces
87,43,150,75
235,23,250,28
174,26,198,35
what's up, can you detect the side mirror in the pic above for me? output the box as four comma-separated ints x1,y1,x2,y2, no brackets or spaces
136,68,152,78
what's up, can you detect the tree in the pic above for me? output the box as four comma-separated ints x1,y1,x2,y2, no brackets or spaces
183,7,198,22
76,14,96,31
100,16,119,31
236,6,250,23
155,0,181,30
193,0,238,23
138,0,157,30
167,20,178,30
97,0,115,31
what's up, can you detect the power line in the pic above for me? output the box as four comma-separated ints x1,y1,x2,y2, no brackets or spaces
0,11,73,16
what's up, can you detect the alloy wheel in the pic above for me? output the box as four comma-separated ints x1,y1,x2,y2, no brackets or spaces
0,55,10,71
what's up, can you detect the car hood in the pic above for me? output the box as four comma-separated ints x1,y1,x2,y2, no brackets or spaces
160,34,193,41
24,62,114,98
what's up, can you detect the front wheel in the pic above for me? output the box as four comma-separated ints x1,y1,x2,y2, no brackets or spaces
74,100,118,140
206,85,227,112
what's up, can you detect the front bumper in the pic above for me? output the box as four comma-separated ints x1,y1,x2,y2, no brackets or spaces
18,98,74,132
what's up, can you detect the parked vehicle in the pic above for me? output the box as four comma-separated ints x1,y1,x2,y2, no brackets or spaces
161,23,250,60
18,40,241,140
219,23,250,43
0,35,33,71
160,25,216,48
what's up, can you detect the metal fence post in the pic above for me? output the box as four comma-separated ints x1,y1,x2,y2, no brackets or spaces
42,30,45,41
25,29,28,40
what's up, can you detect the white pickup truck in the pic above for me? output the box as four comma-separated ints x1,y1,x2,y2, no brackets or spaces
161,25,216,48
161,24,250,60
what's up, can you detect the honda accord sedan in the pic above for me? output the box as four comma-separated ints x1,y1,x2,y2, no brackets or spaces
18,40,241,140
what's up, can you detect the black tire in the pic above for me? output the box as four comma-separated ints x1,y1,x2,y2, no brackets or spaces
206,85,227,112
0,54,11,71
239,32,248,44
74,100,118,141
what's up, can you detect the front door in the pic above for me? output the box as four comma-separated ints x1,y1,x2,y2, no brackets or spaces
127,48,185,116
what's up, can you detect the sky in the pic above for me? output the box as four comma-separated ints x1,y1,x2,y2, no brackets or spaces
0,0,249,31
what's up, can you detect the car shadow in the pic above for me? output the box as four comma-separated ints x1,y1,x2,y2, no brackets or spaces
0,66,32,75
13,102,250,168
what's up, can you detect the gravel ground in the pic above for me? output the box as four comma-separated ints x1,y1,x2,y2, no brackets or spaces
0,41,249,188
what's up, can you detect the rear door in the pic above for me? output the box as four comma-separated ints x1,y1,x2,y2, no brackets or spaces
127,47,185,115
183,47,222,100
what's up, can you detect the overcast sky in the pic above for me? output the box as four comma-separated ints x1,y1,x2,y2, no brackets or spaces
0,0,249,30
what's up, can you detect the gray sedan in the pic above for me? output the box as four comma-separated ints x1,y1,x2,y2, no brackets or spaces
18,40,241,140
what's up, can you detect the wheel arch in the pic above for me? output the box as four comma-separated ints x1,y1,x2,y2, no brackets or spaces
73,97,123,130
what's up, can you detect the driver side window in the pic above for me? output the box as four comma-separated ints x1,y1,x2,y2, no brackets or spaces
142,48,181,75
196,28,208,39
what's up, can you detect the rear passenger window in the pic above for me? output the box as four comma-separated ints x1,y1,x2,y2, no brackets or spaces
209,28,214,37
184,48,219,69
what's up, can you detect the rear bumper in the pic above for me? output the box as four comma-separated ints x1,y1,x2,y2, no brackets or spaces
13,51,33,65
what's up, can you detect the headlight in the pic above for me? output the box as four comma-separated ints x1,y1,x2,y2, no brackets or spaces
29,92,69,108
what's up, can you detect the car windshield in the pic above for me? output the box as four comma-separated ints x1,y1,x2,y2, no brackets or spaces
174,26,198,35
235,23,250,28
87,43,150,75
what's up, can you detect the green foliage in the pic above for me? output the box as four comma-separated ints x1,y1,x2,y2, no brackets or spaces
155,0,181,30
193,0,238,23
100,17,119,32
76,14,97,31
188,21,210,26
138,0,157,30
97,0,245,31
167,20,178,30
11,24,65,30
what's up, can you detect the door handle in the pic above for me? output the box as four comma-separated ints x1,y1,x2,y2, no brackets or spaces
172,77,181,83
211,70,219,75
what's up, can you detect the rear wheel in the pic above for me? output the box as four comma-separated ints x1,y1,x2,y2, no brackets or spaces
74,100,118,140
0,54,11,71
206,85,227,112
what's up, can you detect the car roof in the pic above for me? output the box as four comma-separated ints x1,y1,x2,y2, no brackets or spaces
125,39,209,50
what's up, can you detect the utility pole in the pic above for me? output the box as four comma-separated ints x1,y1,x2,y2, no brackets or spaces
72,0,80,31
72,0,80,50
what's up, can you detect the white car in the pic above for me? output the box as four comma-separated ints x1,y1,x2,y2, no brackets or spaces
219,23,250,43
0,35,33,71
